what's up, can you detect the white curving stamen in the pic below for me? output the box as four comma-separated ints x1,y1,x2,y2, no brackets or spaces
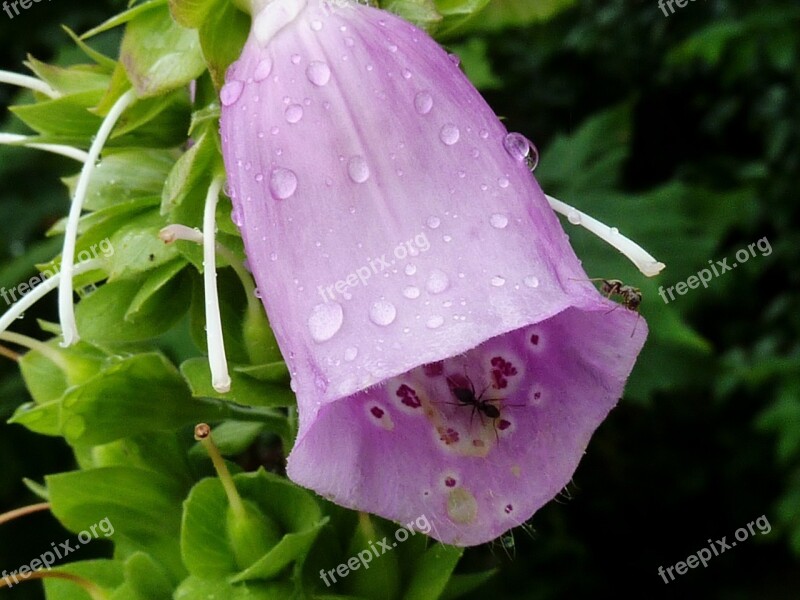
202,177,231,393
0,331,69,371
0,133,89,162
58,89,136,347
546,194,665,277
0,258,103,336
0,70,60,98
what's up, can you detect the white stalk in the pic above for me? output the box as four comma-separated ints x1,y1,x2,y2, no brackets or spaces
0,331,69,371
0,258,103,336
546,194,665,277
202,177,231,393
0,133,89,162
0,70,60,98
58,89,136,347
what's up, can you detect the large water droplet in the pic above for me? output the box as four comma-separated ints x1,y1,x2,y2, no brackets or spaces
285,104,304,123
426,315,445,329
491,276,506,287
307,61,331,86
490,213,509,229
426,269,450,294
440,124,460,146
567,209,582,225
344,347,358,362
270,168,298,200
448,53,461,67
503,132,539,170
405,264,417,276
524,275,540,288
414,91,433,115
253,58,273,82
369,300,397,326
308,302,344,342
230,206,243,227
347,156,370,183
220,80,244,106
310,19,323,31
427,216,441,229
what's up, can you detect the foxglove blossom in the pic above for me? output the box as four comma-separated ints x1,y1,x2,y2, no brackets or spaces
221,0,661,545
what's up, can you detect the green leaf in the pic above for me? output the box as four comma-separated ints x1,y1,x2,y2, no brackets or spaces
461,0,576,33
197,0,250,89
169,0,219,28
162,129,217,218
174,577,295,600
432,0,491,38
121,552,174,600
187,420,267,456
81,0,169,39
440,569,497,600
74,277,188,343
62,25,118,70
381,0,443,31
181,357,296,408
10,90,104,139
25,57,111,96
43,560,125,600
341,517,402,600
120,4,206,98
402,543,463,600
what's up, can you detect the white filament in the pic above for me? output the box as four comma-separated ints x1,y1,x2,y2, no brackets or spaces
0,133,89,162
0,70,59,98
546,194,665,277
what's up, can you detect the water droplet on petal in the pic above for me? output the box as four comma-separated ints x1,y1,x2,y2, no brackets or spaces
307,61,331,86
308,302,344,342
479,129,489,139
285,104,304,123
491,276,506,287
405,264,417,276
426,269,450,294
402,68,412,79
347,156,370,183
270,168,298,200
345,36,355,47
220,80,244,106
448,53,461,67
270,252,278,261
310,19,323,31
291,54,301,64
567,209,582,225
345,347,358,361
230,206,243,226
369,300,397,326
427,216,441,229
490,213,509,229
414,91,433,115
403,286,421,299
426,315,445,329
610,227,619,235
440,124,460,146
253,58,273,81
498,177,510,188
524,275,540,288
503,132,539,170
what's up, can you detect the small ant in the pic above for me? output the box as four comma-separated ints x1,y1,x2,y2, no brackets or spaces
587,278,642,336
444,372,513,441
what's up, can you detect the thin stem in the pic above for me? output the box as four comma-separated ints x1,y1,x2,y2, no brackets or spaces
194,424,246,519
0,344,20,362
0,258,103,336
59,89,136,347
0,502,50,526
545,194,666,277
0,70,60,98
0,133,89,162
0,332,69,371
0,570,108,600
203,176,231,393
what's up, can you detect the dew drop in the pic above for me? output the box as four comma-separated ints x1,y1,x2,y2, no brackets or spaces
427,216,441,229
269,168,298,200
220,80,244,106
344,347,358,362
403,286,421,299
610,227,619,235
440,124,460,146
308,302,344,342
567,209,582,225
255,173,264,182
369,300,397,326
491,276,506,287
426,315,445,329
253,58,273,81
310,19,323,31
519,277,538,291
426,269,450,294
414,91,433,115
291,54,301,64
503,132,539,170
347,156,370,183
307,61,331,86
405,264,417,276
498,177,510,188
270,252,278,261
402,68,412,79
490,213,509,229
285,104,304,123
230,206,243,227
448,53,461,67
387,43,398,52
345,36,355,47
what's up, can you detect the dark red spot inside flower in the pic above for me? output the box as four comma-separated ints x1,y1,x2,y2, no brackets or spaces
504,504,514,514
370,406,385,419
444,476,457,488
423,361,444,377
490,356,518,389
438,427,460,445
530,334,539,345
497,419,511,431
534,391,541,400
446,373,470,391
396,384,421,408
